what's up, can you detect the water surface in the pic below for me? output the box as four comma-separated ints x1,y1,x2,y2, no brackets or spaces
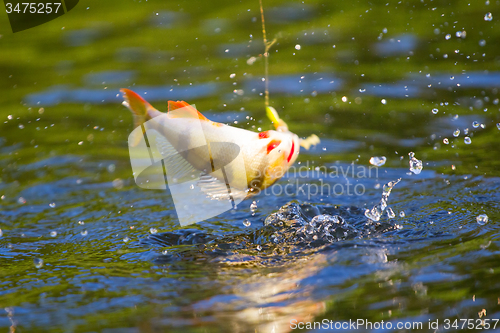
1,0,500,332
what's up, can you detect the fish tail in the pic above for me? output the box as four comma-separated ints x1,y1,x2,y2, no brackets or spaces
121,88,156,146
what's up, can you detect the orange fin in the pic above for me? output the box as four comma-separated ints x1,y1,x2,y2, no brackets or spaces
167,100,208,121
121,88,158,146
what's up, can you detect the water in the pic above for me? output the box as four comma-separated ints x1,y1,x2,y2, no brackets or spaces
369,156,386,167
1,0,500,332
477,214,489,226
364,179,400,222
408,152,423,175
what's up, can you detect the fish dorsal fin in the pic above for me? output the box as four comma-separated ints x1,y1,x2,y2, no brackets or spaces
167,101,208,121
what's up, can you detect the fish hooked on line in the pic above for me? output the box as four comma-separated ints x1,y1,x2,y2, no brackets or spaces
121,88,320,202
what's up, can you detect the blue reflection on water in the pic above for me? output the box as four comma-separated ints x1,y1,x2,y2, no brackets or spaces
374,34,418,57
25,83,220,106
245,73,343,95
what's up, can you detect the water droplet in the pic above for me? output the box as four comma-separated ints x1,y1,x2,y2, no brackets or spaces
250,201,257,212
49,203,56,208
18,197,26,204
432,108,438,114
112,178,124,189
472,121,479,128
50,231,57,237
0,229,3,237
229,73,236,79
150,228,158,234
443,138,449,144
453,129,460,137
123,237,130,243
497,123,500,130
243,219,251,227
162,250,168,255
341,96,347,102
399,211,406,218
34,258,44,268
464,128,469,135
381,99,387,104
479,39,486,47
189,184,195,190
369,156,387,167
476,214,489,225
409,152,423,175
247,56,257,65
78,220,85,225
81,230,88,236
464,137,471,144
484,12,493,21
18,124,24,129
295,44,301,50
451,164,456,170
445,34,451,40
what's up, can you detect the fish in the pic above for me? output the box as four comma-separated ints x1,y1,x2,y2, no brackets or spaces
121,88,319,200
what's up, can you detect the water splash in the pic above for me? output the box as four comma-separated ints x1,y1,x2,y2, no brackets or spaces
408,152,423,175
250,201,257,213
386,207,396,218
365,179,401,222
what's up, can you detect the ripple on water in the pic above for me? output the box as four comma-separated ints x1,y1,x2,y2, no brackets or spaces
243,73,344,96
24,83,219,106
